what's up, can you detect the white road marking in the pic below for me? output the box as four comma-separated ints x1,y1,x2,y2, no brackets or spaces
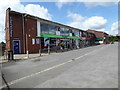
0,45,109,89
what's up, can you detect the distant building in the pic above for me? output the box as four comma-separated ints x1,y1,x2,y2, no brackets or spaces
87,29,109,45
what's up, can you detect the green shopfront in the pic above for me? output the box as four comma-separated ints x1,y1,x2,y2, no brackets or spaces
37,21,81,52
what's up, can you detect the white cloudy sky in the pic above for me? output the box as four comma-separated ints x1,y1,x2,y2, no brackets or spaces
0,0,119,42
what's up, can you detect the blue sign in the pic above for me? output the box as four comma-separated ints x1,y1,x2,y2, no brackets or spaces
10,16,13,37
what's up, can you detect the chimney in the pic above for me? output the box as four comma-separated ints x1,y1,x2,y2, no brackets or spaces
6,7,11,12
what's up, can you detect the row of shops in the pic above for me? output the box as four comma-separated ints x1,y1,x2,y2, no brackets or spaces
36,37,95,52
5,8,108,54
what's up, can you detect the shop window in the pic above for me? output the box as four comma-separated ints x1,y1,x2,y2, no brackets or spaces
41,23,59,35
83,32,86,37
72,30,78,36
41,23,49,34
50,38,56,49
74,30,79,37
48,24,57,35
36,38,40,44
32,38,35,44
89,33,91,38
55,27,60,35
64,28,69,36
72,30,79,37
79,31,82,37
60,27,69,36
56,30,60,35
60,27,65,35
69,29,72,36
44,37,50,49
37,20,41,36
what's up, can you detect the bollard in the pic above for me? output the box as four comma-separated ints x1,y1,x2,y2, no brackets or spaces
5,50,8,60
39,49,41,56
4,52,6,60
4,51,6,60
48,48,50,54
10,51,14,60
27,50,29,58
48,45,50,54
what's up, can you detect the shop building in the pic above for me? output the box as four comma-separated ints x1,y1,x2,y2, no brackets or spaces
87,29,109,45
5,8,96,54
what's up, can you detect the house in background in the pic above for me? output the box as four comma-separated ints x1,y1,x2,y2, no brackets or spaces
87,29,109,45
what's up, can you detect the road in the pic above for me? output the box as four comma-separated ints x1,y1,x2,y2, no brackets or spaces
1,43,118,88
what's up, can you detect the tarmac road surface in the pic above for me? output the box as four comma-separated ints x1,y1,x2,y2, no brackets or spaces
1,42,118,88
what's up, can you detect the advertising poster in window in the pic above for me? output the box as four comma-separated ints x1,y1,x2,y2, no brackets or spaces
70,33,72,36
44,37,49,48
56,31,60,35
76,39,79,48
69,39,73,49
56,39,60,46
36,39,40,44
32,38,35,44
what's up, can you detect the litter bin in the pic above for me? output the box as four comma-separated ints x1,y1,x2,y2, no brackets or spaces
8,50,14,60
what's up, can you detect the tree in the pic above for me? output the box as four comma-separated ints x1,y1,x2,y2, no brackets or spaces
107,35,120,43
0,42,6,46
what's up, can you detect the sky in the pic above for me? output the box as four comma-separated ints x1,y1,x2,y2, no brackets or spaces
0,0,119,42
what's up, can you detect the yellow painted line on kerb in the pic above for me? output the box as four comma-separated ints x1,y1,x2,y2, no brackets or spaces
0,45,108,89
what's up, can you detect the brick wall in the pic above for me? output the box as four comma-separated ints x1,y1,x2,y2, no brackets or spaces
6,9,41,54
25,17,40,53
10,13,24,53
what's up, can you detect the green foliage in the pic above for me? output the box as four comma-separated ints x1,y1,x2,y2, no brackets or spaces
107,36,120,42
0,42,6,46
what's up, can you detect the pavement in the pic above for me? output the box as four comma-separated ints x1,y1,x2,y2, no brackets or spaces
0,53,50,64
0,43,118,88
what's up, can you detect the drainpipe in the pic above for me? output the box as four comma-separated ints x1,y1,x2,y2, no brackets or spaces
22,14,27,54
22,14,25,54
